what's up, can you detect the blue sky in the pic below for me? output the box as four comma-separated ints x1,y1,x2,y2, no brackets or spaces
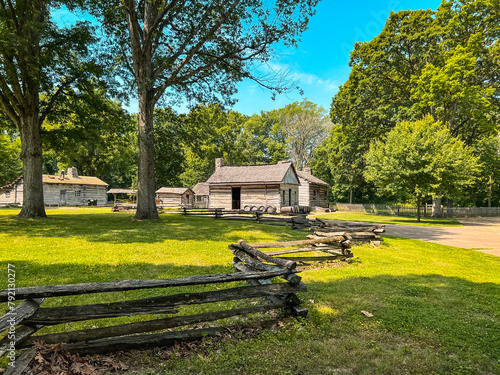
53,0,443,116
232,0,443,116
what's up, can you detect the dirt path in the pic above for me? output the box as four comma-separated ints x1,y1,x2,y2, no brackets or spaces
384,217,500,257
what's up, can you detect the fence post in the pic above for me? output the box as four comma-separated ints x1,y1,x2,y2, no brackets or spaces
183,207,187,216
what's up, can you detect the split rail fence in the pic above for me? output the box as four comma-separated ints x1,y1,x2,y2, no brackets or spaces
335,203,500,218
0,245,307,374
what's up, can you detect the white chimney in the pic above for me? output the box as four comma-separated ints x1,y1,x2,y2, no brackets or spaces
303,167,312,174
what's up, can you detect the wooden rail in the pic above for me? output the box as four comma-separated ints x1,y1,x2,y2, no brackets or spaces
239,235,354,265
0,244,307,373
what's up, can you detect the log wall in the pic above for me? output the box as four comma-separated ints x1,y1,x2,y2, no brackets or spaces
43,184,108,206
280,184,300,207
0,179,23,204
0,180,107,206
209,184,284,210
208,186,232,209
298,180,329,208
157,192,194,208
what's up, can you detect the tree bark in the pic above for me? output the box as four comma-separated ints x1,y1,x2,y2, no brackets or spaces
416,194,421,222
135,85,159,220
431,198,442,218
18,110,46,218
129,2,159,221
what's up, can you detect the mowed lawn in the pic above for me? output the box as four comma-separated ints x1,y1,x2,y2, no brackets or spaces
0,208,499,375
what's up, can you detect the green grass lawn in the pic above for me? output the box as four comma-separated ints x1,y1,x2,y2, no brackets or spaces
316,211,463,227
1,207,499,375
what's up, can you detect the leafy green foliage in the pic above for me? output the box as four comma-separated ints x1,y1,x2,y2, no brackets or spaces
325,0,500,203
0,132,22,186
0,0,104,217
154,108,185,188
43,88,137,188
278,99,331,170
364,116,481,219
241,110,288,165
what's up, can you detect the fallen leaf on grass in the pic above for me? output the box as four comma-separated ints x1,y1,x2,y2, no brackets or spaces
361,310,374,317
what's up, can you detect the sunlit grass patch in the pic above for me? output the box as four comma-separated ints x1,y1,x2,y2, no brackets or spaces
316,211,463,226
0,209,499,374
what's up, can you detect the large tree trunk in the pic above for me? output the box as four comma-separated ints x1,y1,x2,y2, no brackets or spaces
431,198,442,218
18,111,46,218
135,86,159,220
128,1,159,220
416,194,421,222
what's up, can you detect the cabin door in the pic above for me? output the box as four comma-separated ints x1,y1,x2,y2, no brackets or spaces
231,187,241,210
59,190,67,206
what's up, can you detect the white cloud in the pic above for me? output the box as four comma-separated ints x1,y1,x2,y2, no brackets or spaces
264,62,339,93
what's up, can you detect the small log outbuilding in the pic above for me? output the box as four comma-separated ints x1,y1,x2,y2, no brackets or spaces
0,168,108,206
206,159,300,212
297,168,329,208
192,182,209,208
156,187,194,208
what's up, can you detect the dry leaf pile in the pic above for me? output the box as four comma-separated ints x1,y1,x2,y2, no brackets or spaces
22,341,128,375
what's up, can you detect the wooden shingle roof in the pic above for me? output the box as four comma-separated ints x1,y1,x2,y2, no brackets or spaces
43,175,108,186
297,170,329,186
107,189,137,194
206,161,299,185
156,187,193,195
193,182,209,196
2,174,108,189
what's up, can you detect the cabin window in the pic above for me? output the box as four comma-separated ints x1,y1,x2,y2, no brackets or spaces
282,191,285,205
294,191,297,205
75,190,81,197
5,192,10,199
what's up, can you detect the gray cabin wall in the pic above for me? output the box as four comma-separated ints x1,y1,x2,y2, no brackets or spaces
0,178,107,206
157,192,194,208
209,184,283,210
298,179,310,206
280,183,299,207
282,168,299,185
43,184,108,206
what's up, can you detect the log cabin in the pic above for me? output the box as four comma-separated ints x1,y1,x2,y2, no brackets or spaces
297,168,329,208
156,187,194,208
192,182,209,208
0,167,108,206
206,159,300,212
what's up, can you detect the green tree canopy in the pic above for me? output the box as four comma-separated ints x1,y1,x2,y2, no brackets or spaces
0,0,101,217
0,131,22,186
87,0,320,220
42,88,137,189
364,116,480,221
278,99,331,170
325,0,499,203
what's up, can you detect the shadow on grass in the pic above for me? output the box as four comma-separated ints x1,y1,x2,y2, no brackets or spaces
306,273,500,367
0,213,300,244
0,260,233,287
0,257,499,374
